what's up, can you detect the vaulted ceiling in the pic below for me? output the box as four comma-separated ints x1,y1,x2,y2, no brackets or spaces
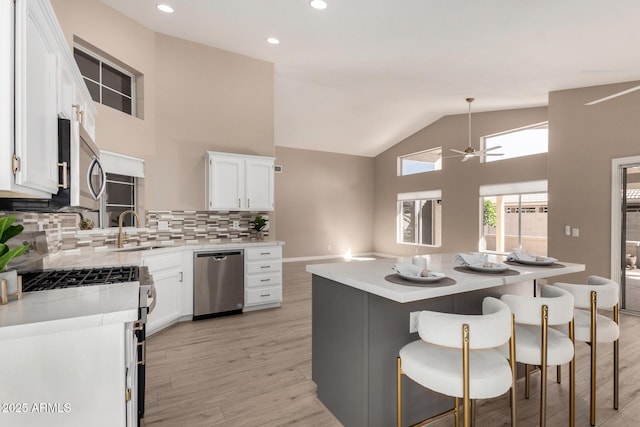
102,0,640,157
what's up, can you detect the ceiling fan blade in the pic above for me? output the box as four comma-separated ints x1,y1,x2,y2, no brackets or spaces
585,84,640,105
461,155,474,162
482,153,504,156
483,145,502,152
449,149,467,155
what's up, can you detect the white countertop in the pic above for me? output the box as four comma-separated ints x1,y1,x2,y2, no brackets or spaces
306,253,585,303
0,282,140,340
0,240,284,339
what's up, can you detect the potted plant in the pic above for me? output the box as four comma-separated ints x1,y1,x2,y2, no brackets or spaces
0,215,29,295
252,215,267,241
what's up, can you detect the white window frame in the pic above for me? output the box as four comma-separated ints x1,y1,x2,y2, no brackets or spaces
479,181,548,254
482,122,548,163
73,44,136,116
99,151,144,229
397,147,442,176
397,190,442,247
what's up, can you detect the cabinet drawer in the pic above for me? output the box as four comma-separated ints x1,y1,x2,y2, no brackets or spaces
246,286,282,305
245,261,281,274
246,273,282,288
245,246,282,261
143,252,182,273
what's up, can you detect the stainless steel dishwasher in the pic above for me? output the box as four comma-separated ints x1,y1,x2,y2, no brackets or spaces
193,250,244,319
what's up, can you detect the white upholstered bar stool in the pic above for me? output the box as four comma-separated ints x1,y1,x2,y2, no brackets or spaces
554,276,620,426
396,297,516,427
500,285,575,427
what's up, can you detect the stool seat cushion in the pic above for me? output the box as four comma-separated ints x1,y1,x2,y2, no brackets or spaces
503,324,574,365
399,340,512,400
573,309,620,343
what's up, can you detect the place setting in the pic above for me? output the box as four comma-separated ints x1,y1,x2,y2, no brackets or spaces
505,248,565,268
453,253,520,276
385,257,456,287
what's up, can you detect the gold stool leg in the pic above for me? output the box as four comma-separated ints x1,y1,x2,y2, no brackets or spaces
590,291,597,426
614,303,619,411
569,320,575,427
397,357,402,427
510,313,517,427
557,365,562,384
540,305,549,427
454,397,459,427
462,324,471,427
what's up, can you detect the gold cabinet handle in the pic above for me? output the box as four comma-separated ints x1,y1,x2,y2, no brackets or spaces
57,162,68,188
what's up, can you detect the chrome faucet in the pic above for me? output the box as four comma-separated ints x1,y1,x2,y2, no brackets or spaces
117,210,140,248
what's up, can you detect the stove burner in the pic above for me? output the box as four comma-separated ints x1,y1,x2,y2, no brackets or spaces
21,266,140,292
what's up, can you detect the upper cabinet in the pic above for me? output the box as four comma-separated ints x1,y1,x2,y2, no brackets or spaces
0,0,96,197
205,151,275,211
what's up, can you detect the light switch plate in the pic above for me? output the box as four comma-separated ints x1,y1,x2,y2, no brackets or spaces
158,220,169,231
572,227,579,237
232,220,240,229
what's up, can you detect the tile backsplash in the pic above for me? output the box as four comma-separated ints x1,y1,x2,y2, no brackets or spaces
3,210,270,253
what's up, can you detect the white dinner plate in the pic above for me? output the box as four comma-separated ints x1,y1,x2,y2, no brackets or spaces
397,271,446,283
512,257,558,266
466,262,509,273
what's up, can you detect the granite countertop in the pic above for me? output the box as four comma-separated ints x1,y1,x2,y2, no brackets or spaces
306,253,585,303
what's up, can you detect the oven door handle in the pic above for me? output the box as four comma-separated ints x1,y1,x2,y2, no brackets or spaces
147,284,157,315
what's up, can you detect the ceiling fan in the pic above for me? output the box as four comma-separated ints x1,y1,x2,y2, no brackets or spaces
447,98,503,162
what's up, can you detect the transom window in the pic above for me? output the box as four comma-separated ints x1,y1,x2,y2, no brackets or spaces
483,123,548,162
73,46,135,116
397,190,442,246
398,148,442,176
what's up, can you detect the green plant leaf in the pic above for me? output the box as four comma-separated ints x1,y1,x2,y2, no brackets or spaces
2,224,24,243
0,244,28,272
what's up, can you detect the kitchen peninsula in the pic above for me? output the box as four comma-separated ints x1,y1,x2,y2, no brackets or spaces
307,254,585,427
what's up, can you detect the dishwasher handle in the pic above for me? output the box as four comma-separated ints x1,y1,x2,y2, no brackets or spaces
195,251,243,259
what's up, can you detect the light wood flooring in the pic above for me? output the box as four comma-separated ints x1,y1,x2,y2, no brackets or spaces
143,260,640,426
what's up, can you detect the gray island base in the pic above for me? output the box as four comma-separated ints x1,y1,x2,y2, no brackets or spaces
307,255,584,427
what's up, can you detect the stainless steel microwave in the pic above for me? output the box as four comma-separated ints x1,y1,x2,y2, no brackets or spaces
0,118,106,212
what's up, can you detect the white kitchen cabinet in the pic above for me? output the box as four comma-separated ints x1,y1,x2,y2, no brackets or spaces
244,245,282,311
0,0,96,197
205,151,275,211
180,249,194,317
143,251,183,335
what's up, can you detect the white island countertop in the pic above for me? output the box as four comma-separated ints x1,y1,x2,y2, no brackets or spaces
306,253,585,303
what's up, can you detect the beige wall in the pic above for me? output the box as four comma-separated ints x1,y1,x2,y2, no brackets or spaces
274,147,374,259
154,34,274,210
51,0,274,211
373,107,548,257
51,0,157,207
548,81,640,282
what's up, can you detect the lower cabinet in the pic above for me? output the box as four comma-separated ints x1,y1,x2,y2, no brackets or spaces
143,251,183,335
244,245,283,311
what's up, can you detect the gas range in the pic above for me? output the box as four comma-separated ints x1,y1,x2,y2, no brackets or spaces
20,265,144,292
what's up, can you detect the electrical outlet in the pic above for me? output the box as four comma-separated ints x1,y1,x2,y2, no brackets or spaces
572,227,579,237
409,311,420,333
232,220,240,229
157,220,169,231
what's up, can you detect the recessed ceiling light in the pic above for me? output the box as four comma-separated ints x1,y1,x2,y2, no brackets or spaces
310,0,328,10
156,4,174,13
266,37,280,45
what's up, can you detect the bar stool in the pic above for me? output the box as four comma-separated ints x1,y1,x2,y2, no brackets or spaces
554,276,620,426
396,297,516,427
500,285,575,427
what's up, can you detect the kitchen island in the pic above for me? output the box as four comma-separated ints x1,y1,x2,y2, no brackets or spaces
306,254,584,427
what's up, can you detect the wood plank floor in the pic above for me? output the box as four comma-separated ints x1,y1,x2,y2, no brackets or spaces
143,260,640,426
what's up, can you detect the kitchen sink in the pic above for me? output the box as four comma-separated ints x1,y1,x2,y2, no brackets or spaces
111,245,164,252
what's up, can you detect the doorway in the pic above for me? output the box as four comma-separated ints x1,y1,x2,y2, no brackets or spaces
612,157,640,312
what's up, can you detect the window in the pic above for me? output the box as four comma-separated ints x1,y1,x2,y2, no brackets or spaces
99,151,145,228
398,148,442,176
104,174,136,227
480,181,548,255
397,190,442,246
483,123,548,162
73,46,135,115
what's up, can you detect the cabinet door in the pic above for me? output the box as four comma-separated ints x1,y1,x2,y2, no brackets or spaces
245,158,274,211
146,268,181,335
207,155,244,210
14,0,59,194
57,53,74,119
